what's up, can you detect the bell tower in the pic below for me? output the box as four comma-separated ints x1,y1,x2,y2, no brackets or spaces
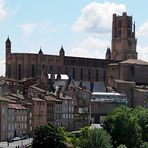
111,12,137,61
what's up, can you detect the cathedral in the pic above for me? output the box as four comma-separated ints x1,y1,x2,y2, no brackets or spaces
5,12,137,82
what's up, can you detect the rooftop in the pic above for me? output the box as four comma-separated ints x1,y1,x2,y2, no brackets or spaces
30,85,46,93
8,103,26,110
32,97,45,102
114,79,136,84
119,59,148,65
44,95,61,102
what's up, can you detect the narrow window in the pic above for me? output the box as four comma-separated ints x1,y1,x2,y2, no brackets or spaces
31,64,35,77
88,69,91,81
80,68,83,80
96,69,98,81
8,64,11,77
73,67,75,79
18,64,21,80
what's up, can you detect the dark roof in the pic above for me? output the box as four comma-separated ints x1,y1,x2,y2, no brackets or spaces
6,37,11,43
38,48,43,54
60,45,64,52
69,80,106,92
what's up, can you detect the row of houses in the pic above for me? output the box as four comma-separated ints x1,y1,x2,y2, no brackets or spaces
0,75,128,142
0,76,89,142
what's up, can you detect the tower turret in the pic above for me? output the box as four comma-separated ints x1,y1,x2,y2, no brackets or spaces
38,47,43,54
5,37,11,55
106,47,111,60
59,45,65,57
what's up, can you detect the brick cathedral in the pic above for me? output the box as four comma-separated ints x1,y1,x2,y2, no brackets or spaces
5,12,137,82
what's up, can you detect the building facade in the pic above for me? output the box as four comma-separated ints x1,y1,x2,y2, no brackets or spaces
0,98,8,141
91,92,128,123
107,59,148,107
5,12,138,82
7,103,28,140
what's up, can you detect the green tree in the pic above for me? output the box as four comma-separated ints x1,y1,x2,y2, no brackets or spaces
132,107,148,142
117,144,127,148
103,106,143,148
76,127,112,148
32,124,66,148
140,142,148,148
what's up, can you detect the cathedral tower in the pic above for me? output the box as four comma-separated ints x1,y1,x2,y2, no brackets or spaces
105,47,111,60
111,12,137,61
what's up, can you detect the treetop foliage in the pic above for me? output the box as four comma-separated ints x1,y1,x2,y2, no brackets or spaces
103,106,148,148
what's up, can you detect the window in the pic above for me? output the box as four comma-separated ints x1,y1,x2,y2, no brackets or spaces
118,30,121,37
50,65,53,71
65,67,68,74
8,116,10,121
31,64,35,77
96,69,98,81
8,64,11,77
73,67,75,79
130,65,135,76
118,20,122,28
80,68,83,80
18,64,21,80
2,107,4,114
65,100,67,105
88,69,91,81
128,20,131,28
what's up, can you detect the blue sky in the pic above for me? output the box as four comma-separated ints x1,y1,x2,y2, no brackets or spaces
0,0,148,75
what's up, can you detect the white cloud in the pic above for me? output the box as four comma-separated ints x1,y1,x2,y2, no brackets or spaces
136,20,148,62
68,36,110,59
19,22,64,37
137,45,148,62
9,5,21,16
137,20,148,37
0,0,7,21
40,21,63,33
19,23,37,36
73,1,126,34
